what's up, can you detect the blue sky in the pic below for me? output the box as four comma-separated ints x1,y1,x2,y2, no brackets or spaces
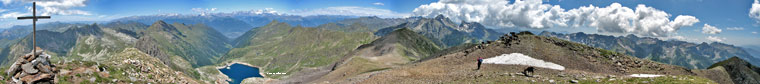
0,0,758,46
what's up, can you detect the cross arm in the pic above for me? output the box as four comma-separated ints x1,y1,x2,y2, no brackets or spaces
17,16,51,20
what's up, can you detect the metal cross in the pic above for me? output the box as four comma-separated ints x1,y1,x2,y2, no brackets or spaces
17,2,50,56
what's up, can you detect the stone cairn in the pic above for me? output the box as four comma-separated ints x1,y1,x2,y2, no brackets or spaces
5,47,58,84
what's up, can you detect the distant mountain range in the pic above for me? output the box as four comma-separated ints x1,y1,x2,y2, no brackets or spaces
0,23,105,65
742,45,760,59
540,31,760,69
376,15,502,48
0,22,89,48
113,12,356,38
335,16,418,31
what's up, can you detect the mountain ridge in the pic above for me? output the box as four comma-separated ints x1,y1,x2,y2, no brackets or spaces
375,15,502,48
539,31,759,69
309,28,442,83
137,20,231,67
708,56,760,84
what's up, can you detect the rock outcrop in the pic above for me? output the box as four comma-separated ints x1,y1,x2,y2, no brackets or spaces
708,57,760,84
5,47,58,84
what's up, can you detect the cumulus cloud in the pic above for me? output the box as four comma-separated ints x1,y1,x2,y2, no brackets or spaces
725,27,744,30
701,24,721,34
751,0,760,23
706,36,725,42
1,0,91,16
753,31,758,34
412,0,700,37
372,2,384,6
290,6,409,18
35,0,91,15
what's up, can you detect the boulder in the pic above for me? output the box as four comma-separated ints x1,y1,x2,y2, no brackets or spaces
21,63,38,74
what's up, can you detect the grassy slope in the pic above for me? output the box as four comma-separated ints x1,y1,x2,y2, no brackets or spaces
224,20,375,79
66,28,135,62
142,21,231,67
389,28,442,59
311,28,443,83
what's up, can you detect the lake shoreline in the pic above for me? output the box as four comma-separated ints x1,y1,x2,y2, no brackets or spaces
216,61,268,78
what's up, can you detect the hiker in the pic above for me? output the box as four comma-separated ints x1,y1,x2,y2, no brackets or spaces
477,57,483,70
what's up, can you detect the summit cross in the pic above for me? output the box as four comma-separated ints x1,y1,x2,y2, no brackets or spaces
17,2,51,56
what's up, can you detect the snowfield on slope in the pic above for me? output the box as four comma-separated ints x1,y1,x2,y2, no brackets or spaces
629,74,663,77
483,53,565,70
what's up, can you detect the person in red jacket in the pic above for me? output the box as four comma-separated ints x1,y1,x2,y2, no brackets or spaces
477,57,483,70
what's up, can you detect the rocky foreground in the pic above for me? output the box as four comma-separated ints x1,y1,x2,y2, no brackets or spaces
5,48,58,84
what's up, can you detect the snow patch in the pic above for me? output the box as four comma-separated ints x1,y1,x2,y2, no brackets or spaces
483,53,565,70
629,74,663,77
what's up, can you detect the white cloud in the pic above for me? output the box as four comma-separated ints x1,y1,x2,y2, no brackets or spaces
192,8,218,16
0,9,6,13
248,8,278,14
412,0,700,37
372,2,384,6
701,24,721,34
1,0,91,16
753,31,758,34
35,0,91,15
1,0,11,5
751,0,760,23
1,12,28,18
706,36,725,42
669,35,687,41
290,6,409,18
726,27,744,30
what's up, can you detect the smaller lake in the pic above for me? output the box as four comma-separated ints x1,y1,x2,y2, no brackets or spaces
219,63,264,84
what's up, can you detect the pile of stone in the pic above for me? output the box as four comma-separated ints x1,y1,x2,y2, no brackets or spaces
5,48,58,84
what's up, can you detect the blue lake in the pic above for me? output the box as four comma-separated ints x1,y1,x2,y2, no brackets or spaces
219,63,264,84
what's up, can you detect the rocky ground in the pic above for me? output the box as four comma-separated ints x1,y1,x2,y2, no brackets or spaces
2,48,200,83
313,32,725,83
